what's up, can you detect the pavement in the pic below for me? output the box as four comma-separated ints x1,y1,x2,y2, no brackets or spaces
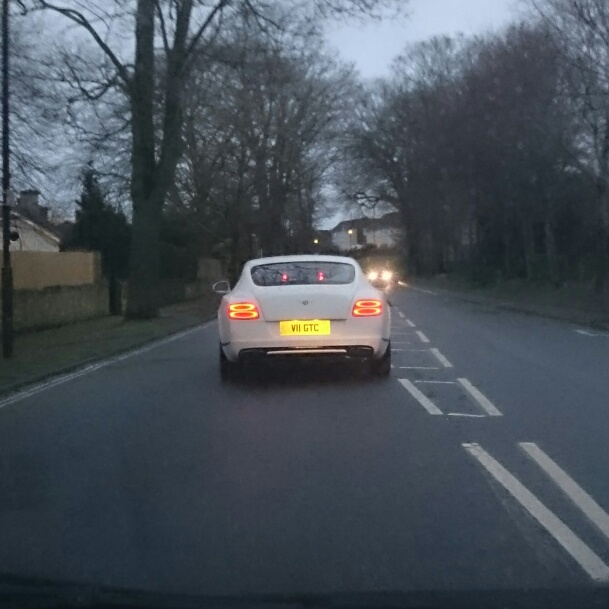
0,286,608,606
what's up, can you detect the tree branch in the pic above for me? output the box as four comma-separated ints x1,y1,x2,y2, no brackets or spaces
184,0,231,59
38,0,131,85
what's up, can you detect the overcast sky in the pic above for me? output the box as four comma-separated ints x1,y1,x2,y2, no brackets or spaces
326,0,521,79
320,0,522,228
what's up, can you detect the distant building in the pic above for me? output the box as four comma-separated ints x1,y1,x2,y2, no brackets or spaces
329,212,403,252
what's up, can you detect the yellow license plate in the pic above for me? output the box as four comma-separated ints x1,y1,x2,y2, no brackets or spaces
280,320,331,336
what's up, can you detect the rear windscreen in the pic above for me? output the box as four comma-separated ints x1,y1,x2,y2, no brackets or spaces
251,262,356,286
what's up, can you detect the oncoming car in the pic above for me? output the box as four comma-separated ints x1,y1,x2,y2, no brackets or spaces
214,255,391,380
367,268,396,289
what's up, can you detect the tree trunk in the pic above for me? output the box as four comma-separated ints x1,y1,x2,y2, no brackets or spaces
125,0,193,319
522,219,535,280
544,219,560,287
594,183,609,309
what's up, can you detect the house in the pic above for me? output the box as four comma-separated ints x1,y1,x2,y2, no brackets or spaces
0,190,63,252
330,212,403,252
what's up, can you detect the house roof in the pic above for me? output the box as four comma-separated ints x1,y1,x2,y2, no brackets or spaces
1,211,62,246
330,211,401,233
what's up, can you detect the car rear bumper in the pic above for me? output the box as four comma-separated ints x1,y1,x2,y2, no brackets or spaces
237,345,379,363
222,336,389,363
219,316,390,362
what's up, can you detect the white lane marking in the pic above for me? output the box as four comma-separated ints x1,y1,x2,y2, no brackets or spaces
520,443,609,542
457,378,502,416
575,329,609,338
398,311,405,318
415,331,430,343
447,413,485,417
463,443,609,582
416,380,456,384
400,366,440,370
430,348,453,368
410,287,438,295
0,323,211,409
391,349,406,352
392,341,412,345
405,319,416,327
398,281,408,287
391,332,412,335
398,379,443,415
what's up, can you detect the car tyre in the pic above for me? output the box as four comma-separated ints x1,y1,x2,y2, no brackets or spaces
371,342,391,378
220,345,241,382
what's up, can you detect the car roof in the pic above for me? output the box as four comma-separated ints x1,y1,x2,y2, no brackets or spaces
245,255,359,267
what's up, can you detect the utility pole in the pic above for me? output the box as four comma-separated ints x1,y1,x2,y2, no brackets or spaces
1,0,13,358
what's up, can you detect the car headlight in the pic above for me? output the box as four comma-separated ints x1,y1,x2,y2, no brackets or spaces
368,271,379,281
381,270,393,281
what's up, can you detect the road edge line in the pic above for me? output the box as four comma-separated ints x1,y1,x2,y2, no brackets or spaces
0,321,213,409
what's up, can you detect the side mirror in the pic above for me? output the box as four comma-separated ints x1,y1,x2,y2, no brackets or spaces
212,280,231,295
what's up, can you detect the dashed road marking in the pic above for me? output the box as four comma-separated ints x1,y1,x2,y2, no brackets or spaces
463,442,609,582
575,329,609,338
520,443,609,542
398,379,443,415
447,413,485,417
405,319,416,327
415,331,430,343
415,380,456,384
398,311,406,318
458,378,502,416
409,287,438,295
430,348,453,368
400,366,440,370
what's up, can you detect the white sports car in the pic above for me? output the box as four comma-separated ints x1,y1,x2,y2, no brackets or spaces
214,255,391,380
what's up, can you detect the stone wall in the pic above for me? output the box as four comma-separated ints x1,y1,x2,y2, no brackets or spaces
13,282,109,332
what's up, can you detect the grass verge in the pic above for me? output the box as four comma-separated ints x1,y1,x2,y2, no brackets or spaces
411,275,609,330
0,297,218,398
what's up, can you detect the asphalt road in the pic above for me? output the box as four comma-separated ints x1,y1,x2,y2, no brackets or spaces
0,286,609,604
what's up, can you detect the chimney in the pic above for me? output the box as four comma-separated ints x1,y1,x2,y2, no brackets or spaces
17,189,48,223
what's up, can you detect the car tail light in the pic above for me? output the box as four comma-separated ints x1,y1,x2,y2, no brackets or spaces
228,302,260,320
352,299,383,317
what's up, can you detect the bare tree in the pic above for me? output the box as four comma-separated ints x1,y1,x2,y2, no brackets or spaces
529,0,609,300
30,0,407,318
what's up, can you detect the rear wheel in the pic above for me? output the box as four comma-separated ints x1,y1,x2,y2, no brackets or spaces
371,342,391,378
220,345,241,382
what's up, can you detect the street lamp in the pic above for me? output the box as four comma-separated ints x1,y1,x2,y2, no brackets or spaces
1,0,13,358
348,228,354,249
313,238,319,245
